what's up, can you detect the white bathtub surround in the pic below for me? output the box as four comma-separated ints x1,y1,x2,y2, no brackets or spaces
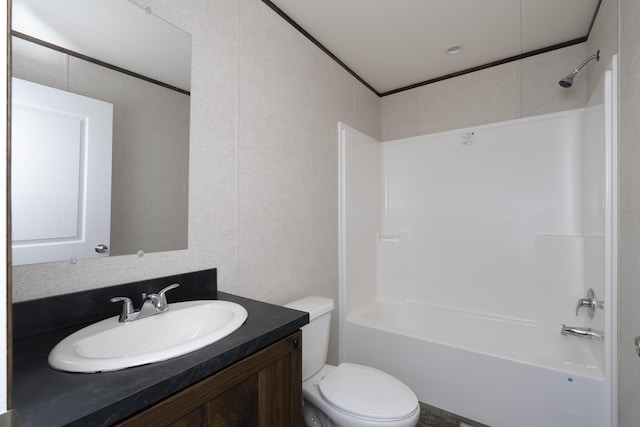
338,62,618,427
350,301,602,379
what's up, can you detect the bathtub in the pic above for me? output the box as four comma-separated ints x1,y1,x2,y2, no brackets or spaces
342,301,607,427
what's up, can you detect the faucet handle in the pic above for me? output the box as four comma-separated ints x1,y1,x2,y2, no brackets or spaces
111,297,134,322
159,283,180,298
575,288,604,318
575,298,593,316
156,283,180,311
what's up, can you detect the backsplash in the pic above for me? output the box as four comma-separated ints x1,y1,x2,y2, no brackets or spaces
13,268,217,341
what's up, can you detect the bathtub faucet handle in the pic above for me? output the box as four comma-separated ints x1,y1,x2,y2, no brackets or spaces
575,288,604,319
575,298,593,316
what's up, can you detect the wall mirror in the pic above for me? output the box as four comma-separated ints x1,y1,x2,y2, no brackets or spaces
10,0,191,265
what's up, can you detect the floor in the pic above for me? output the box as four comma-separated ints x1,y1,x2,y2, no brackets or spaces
302,400,489,426
417,402,490,427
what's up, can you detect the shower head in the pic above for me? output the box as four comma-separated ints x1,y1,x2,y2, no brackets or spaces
559,50,600,88
559,73,576,88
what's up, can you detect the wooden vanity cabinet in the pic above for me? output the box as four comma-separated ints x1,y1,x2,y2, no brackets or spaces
117,330,303,427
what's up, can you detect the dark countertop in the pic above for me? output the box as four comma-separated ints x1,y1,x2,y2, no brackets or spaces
12,270,308,426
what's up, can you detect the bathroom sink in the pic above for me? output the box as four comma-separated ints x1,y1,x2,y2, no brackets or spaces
48,300,248,373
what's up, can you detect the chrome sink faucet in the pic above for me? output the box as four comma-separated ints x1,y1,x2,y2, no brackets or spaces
111,283,180,323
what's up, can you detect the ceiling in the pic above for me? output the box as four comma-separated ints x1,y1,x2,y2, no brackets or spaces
268,0,601,95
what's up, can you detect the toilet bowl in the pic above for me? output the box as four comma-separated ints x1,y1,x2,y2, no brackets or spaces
303,364,420,427
285,296,419,427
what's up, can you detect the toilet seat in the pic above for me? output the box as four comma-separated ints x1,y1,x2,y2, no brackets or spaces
318,363,418,421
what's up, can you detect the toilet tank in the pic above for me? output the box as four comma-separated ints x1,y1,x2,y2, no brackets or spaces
285,296,334,381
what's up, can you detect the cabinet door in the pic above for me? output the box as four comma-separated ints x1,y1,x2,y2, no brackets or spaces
117,330,303,427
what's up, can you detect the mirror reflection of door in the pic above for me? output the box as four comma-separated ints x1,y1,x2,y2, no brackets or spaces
11,77,113,265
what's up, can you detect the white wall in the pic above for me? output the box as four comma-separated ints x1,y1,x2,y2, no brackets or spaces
581,71,608,341
378,111,586,326
10,0,382,365
338,123,380,359
342,106,613,335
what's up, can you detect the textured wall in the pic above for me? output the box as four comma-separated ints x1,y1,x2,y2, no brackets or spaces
381,43,588,141
11,0,382,364
617,0,640,424
586,0,619,97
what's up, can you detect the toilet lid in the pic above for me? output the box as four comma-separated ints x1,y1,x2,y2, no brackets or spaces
318,363,417,420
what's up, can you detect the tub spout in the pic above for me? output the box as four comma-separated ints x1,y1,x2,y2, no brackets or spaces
561,324,604,341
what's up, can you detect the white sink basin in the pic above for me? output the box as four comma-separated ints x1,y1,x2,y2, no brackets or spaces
49,300,248,373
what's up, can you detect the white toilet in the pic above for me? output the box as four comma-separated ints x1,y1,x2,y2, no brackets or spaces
285,296,420,427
